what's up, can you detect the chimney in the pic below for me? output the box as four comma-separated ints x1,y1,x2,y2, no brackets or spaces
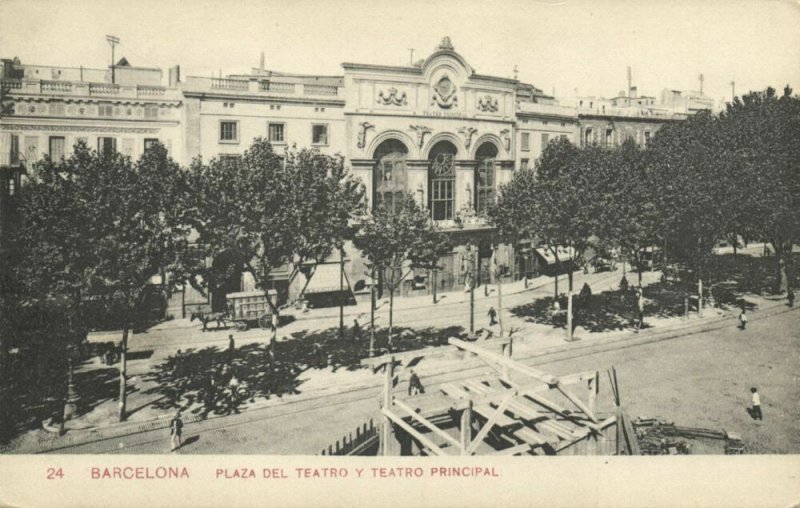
168,65,181,87
260,52,265,72
630,86,638,99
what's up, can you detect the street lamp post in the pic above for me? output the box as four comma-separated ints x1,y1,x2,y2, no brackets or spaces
463,244,476,334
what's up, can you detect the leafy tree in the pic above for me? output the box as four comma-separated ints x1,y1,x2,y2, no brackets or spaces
719,87,800,292
14,141,190,421
595,140,661,289
186,139,365,360
530,138,598,293
354,193,451,350
646,112,734,284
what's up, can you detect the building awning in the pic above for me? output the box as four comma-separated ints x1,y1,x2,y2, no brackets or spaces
534,246,576,265
303,263,353,295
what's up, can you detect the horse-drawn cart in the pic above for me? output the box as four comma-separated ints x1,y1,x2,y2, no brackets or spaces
226,289,278,331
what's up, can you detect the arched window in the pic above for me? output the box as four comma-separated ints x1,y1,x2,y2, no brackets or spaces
475,142,498,217
373,139,408,213
429,140,457,221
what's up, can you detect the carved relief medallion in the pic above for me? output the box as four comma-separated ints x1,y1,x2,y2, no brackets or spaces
432,76,457,109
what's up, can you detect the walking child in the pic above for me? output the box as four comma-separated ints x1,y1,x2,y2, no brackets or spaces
739,308,748,330
170,410,183,452
750,387,762,420
488,306,497,326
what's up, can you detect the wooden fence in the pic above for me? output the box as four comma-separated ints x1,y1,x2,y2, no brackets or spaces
320,419,379,456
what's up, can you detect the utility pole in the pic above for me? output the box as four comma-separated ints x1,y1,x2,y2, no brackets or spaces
407,48,415,65
106,35,120,84
463,244,476,334
627,66,632,96
699,73,704,95
369,267,376,357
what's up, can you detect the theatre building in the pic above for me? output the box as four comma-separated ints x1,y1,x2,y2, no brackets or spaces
180,37,578,308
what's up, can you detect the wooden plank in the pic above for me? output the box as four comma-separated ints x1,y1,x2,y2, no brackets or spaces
362,337,512,368
467,393,516,455
381,408,448,457
460,400,472,455
448,338,558,385
555,384,599,423
393,398,462,450
491,443,533,456
512,426,550,446
621,408,641,455
559,370,601,386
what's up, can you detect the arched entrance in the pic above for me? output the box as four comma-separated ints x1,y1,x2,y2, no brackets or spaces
428,140,457,221
373,139,409,212
474,142,498,217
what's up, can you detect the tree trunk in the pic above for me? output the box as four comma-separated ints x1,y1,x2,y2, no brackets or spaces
431,269,437,304
388,287,394,351
554,274,559,299
270,310,279,363
567,269,574,293
118,324,129,422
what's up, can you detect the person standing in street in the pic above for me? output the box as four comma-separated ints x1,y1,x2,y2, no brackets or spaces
787,289,795,307
352,319,362,342
750,387,762,420
170,410,183,452
739,308,748,330
488,306,497,326
228,334,235,362
636,290,645,331
408,369,425,396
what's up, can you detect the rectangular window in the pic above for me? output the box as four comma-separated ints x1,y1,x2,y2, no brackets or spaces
98,103,114,117
49,136,65,161
9,135,19,165
431,180,454,221
476,159,495,217
144,138,159,151
98,137,116,155
268,123,285,144
644,131,651,146
605,129,613,146
541,133,549,149
521,158,529,171
144,105,159,119
219,121,238,143
312,124,328,145
521,133,530,151
584,128,593,147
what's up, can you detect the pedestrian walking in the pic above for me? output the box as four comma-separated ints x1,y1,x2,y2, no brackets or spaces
787,289,795,307
408,369,425,396
227,334,235,362
352,319,362,341
488,306,497,326
750,387,762,420
739,308,748,330
170,410,183,452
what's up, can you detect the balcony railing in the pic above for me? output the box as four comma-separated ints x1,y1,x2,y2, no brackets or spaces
260,81,295,93
137,85,166,97
1,79,22,90
89,83,121,95
41,81,73,93
211,78,248,90
303,84,338,96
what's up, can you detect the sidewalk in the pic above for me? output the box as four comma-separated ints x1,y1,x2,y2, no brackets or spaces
5,269,791,454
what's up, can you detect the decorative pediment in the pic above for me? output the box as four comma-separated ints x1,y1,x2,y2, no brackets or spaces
432,76,458,109
477,95,499,113
377,87,407,106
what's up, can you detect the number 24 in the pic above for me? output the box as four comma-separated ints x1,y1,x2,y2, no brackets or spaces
47,467,64,479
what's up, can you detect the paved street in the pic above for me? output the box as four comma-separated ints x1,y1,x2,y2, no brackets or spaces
30,299,800,455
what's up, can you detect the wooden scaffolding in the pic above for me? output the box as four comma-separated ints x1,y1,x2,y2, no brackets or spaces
362,337,638,456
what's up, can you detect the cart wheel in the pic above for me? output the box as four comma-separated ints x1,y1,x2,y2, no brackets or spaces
258,314,271,330
235,321,248,332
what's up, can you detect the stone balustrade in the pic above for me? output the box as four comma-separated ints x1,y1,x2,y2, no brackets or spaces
184,76,342,99
0,79,181,101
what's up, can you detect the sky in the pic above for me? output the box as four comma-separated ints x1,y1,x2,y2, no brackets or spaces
2,0,799,105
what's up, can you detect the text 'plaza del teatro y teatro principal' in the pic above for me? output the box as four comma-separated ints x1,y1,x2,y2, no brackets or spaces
0,37,712,315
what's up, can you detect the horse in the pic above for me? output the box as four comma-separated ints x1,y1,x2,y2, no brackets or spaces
190,309,230,332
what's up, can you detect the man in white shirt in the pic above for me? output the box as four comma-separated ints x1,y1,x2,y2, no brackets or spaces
750,387,762,420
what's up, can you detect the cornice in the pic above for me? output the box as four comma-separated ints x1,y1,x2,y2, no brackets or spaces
181,90,345,107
